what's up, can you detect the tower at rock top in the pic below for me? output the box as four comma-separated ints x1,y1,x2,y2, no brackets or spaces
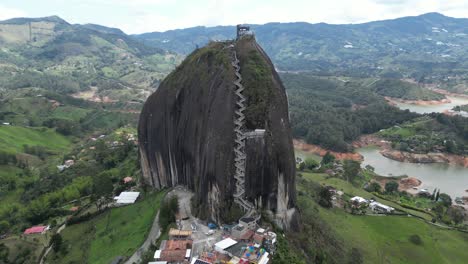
138,32,298,230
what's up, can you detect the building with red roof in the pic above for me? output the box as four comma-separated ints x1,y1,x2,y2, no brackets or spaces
24,225,49,235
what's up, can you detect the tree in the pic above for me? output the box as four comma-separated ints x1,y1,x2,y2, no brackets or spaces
304,158,319,170
366,182,381,193
438,193,452,207
447,207,465,224
343,160,361,183
321,152,336,165
317,186,333,208
408,234,423,245
384,181,399,193
298,162,305,171
50,233,63,252
92,172,114,210
435,190,440,202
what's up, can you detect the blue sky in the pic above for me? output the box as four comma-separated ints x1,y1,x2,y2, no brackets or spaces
0,0,467,34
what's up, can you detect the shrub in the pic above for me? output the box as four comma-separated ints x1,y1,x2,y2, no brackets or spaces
409,234,423,245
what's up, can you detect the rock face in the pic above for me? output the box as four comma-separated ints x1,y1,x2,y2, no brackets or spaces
138,36,297,229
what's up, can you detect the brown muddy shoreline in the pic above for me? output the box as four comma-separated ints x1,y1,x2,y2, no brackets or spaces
294,135,468,168
354,135,468,168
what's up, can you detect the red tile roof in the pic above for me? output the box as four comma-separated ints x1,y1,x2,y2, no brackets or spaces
24,226,47,235
166,239,192,250
160,249,186,262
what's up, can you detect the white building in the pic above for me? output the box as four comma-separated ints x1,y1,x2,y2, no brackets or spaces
350,196,368,204
114,191,140,204
369,201,394,214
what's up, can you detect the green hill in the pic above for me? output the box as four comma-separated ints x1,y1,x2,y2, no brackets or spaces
291,172,468,263
0,125,71,154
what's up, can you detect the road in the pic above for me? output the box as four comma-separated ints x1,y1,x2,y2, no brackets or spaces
124,211,161,264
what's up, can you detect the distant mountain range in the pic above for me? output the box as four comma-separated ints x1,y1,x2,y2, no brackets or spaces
1,13,467,96
136,13,468,92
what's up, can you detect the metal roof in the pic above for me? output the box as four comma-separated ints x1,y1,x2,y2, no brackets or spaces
215,238,238,250
114,191,140,204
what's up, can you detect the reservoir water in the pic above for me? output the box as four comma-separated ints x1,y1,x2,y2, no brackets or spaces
393,95,468,114
358,146,468,198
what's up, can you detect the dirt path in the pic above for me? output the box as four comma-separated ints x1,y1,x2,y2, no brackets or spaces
39,224,67,264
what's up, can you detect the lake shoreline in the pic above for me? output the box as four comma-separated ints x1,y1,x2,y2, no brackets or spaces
353,135,468,168
385,96,451,106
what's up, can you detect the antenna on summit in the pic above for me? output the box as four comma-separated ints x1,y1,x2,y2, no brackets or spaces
236,24,252,40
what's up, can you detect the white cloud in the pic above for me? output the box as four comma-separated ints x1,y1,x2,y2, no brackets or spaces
0,5,27,21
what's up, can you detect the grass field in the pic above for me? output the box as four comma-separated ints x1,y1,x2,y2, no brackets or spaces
298,173,468,263
0,125,71,154
51,106,91,121
2,234,48,263
47,190,166,264
0,165,25,212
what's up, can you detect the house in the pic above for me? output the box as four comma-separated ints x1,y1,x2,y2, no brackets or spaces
369,201,394,214
168,228,192,240
239,217,257,230
350,196,368,204
157,239,193,263
114,191,140,204
24,225,49,235
123,177,133,184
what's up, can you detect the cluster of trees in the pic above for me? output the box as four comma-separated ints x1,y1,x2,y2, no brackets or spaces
1,131,139,231
0,71,83,94
382,116,467,155
283,74,419,152
432,113,468,154
370,79,444,100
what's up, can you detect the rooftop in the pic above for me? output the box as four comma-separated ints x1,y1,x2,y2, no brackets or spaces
169,228,192,237
215,238,238,250
24,225,48,235
165,239,192,250
114,191,140,204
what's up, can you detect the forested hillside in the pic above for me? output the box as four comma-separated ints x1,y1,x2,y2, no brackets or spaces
283,73,419,151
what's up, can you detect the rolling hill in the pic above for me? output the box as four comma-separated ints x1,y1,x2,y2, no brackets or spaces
0,16,182,103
